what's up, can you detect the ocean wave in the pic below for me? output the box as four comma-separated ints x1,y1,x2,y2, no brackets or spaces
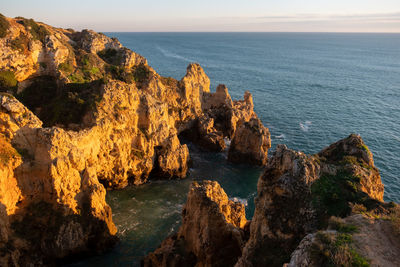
275,134,285,139
156,46,193,62
299,121,312,132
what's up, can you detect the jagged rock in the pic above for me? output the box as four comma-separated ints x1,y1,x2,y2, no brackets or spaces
153,135,190,179
228,117,271,165
188,115,226,152
0,95,118,264
236,134,385,267
0,14,272,265
143,181,248,267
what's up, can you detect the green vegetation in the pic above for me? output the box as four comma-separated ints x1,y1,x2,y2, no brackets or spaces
0,70,18,93
132,63,150,83
10,33,29,52
310,231,370,267
329,217,358,234
16,76,104,127
359,144,370,153
97,48,122,65
0,13,10,38
311,170,378,223
58,61,74,73
340,155,371,170
16,17,49,43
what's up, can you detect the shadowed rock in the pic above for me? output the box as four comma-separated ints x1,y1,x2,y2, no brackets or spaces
143,180,248,267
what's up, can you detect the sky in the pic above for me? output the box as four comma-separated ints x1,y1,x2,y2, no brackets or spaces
1,0,400,32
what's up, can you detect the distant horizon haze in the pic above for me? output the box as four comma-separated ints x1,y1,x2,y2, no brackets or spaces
1,0,399,33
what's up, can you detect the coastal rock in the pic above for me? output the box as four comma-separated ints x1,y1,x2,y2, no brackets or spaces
143,180,248,267
236,134,385,266
0,95,118,264
0,14,272,264
286,213,400,267
153,135,190,179
193,115,226,152
228,117,271,165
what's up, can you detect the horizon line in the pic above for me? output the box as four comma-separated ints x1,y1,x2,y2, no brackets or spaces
101,31,400,34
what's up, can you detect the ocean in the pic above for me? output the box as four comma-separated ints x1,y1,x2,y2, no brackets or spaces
72,33,400,266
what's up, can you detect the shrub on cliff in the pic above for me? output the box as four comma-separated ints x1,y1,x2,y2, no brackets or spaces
17,76,104,127
98,48,122,65
16,17,49,43
10,33,30,53
0,13,10,38
0,70,18,92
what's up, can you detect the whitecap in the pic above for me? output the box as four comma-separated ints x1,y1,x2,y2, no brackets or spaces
299,121,312,132
275,134,285,139
156,46,193,62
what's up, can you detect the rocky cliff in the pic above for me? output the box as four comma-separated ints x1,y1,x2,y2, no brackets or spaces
143,180,248,267
0,14,271,265
146,134,397,267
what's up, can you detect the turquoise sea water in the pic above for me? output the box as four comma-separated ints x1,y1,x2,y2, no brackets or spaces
73,33,400,266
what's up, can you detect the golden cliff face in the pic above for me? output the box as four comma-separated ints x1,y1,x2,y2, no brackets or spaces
0,14,272,265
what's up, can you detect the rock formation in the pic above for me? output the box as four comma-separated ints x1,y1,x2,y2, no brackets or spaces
237,134,384,266
143,180,248,267
147,134,392,267
228,117,270,165
0,14,271,264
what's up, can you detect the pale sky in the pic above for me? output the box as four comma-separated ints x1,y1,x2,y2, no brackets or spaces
1,0,400,32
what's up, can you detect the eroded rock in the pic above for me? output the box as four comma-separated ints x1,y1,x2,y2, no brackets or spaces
143,180,248,267
228,117,271,165
237,134,385,267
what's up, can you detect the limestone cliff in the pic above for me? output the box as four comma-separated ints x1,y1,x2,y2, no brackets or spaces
0,14,271,265
142,181,248,267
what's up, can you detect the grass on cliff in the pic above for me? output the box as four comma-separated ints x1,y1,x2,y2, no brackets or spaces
98,48,122,65
98,48,150,85
10,33,30,53
0,13,10,38
311,170,379,224
310,231,370,267
16,76,104,128
16,17,49,43
0,70,18,93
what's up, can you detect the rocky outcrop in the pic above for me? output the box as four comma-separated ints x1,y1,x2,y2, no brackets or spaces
228,118,271,165
236,134,384,266
143,181,248,267
147,134,388,267
182,84,271,162
0,14,272,265
0,94,118,265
